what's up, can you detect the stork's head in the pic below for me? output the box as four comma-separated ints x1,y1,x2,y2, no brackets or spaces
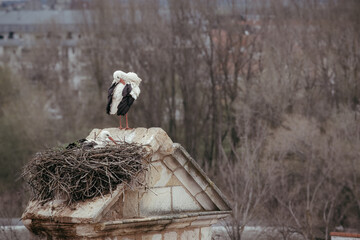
113,70,126,84
97,130,117,144
126,72,142,86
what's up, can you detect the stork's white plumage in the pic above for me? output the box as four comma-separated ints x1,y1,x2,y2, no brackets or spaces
109,71,126,115
125,72,141,99
106,70,142,129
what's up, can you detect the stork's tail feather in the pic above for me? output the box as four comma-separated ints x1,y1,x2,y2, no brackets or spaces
117,102,131,116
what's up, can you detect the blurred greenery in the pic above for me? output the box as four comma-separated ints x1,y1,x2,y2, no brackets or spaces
0,67,31,192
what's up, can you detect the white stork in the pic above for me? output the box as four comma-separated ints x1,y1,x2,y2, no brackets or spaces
66,130,117,149
91,130,117,148
106,70,142,129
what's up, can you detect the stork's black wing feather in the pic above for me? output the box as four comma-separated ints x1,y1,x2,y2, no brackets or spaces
122,84,132,97
117,96,135,115
65,138,87,149
106,82,118,114
117,84,135,116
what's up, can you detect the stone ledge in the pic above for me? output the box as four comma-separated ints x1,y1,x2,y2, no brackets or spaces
96,212,231,238
22,185,125,224
87,128,174,156
102,211,231,226
171,144,232,211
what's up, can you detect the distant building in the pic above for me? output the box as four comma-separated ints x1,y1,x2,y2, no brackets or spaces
0,0,90,10
0,10,83,70
0,9,90,120
0,9,82,41
0,0,27,10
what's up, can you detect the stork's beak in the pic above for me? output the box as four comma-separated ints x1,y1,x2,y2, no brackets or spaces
108,136,118,145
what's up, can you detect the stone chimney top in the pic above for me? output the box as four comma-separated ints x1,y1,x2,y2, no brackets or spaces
22,128,231,239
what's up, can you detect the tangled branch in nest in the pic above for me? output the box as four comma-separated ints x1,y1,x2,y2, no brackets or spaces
22,142,151,204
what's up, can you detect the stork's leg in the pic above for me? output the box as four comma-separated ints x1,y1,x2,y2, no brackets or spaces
125,113,132,130
119,116,123,129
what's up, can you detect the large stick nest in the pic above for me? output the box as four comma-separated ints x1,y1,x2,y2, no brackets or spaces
22,142,151,204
